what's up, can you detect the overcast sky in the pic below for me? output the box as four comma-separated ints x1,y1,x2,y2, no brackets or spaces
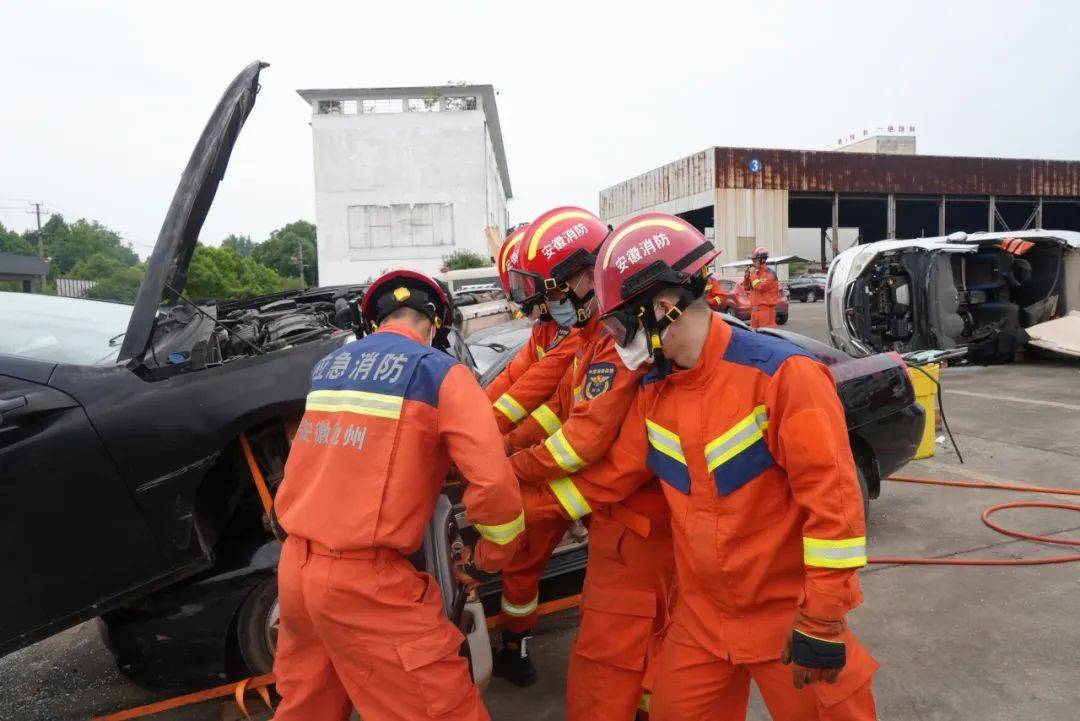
2,0,1078,257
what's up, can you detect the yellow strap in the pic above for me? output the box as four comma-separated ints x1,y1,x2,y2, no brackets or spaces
548,477,592,520
530,404,562,435
544,428,587,473
474,511,525,546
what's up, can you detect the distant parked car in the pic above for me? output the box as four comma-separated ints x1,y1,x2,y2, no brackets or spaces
714,277,789,325
788,273,827,303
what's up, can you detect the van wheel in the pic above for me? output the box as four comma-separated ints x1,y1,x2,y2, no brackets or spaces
236,575,279,674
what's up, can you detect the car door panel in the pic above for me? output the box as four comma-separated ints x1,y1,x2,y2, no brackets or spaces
0,366,163,655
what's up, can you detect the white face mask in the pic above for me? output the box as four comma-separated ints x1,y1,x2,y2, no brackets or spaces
615,329,650,370
548,297,578,329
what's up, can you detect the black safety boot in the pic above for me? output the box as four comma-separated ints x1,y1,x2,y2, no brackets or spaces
493,629,537,687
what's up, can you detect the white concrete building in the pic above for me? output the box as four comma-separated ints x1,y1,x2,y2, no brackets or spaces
297,85,512,285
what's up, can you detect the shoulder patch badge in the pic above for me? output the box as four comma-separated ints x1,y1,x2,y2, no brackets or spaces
583,362,617,400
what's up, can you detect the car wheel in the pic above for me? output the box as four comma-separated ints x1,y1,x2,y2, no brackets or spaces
776,313,788,325
236,575,279,675
857,466,870,526
806,290,817,303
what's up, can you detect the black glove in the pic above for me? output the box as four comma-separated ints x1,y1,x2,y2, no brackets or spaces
781,612,847,688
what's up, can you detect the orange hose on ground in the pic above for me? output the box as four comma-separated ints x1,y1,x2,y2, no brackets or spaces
868,476,1080,566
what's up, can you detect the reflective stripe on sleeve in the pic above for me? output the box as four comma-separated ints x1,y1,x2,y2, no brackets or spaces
306,389,403,420
474,511,525,546
494,393,528,423
544,428,587,473
535,344,546,359
530,404,562,435
548,477,593,520
501,595,539,617
804,536,868,569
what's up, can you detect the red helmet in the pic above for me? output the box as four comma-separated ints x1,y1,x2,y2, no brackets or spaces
593,212,717,347
361,269,451,334
507,206,608,309
750,246,769,260
496,223,530,297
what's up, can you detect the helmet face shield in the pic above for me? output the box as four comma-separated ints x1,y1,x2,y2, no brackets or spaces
508,267,543,306
601,307,640,347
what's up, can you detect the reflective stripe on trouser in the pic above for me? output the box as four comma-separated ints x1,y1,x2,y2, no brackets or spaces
650,624,878,721
804,536,868,569
497,514,571,633
567,511,675,721
274,536,488,721
494,393,527,424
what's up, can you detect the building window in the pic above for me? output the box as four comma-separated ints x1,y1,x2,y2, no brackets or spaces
361,98,404,114
444,96,477,111
317,100,342,114
406,97,441,112
348,203,454,250
343,100,358,115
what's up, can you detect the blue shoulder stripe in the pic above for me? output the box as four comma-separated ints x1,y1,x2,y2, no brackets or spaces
308,332,459,407
722,326,812,376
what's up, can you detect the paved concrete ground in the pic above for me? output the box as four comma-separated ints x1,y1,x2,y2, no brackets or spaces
3,301,1079,720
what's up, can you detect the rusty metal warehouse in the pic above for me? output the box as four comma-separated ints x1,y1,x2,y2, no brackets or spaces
599,147,1080,270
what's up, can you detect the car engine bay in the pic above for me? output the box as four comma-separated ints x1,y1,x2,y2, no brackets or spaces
850,239,1069,362
143,287,362,375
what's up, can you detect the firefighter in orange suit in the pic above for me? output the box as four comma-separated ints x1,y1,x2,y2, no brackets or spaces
705,272,725,311
487,223,583,435
503,208,677,720
273,270,525,721
567,214,877,720
491,206,638,686
743,246,780,328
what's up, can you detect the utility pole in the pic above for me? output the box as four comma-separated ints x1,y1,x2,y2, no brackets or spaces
293,242,306,286
26,202,47,291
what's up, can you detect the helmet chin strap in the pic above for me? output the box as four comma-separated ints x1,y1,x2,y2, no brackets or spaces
638,286,694,378
570,288,595,328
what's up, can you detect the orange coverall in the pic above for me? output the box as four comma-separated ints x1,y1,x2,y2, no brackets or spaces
486,319,580,435
496,316,646,634
274,323,524,721
568,313,877,720
745,265,780,328
705,273,726,311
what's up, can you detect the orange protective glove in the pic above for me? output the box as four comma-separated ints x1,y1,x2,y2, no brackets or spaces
780,611,847,689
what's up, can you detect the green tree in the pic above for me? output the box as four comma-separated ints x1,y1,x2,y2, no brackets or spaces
442,249,489,270
0,222,37,256
85,264,146,303
221,233,255,257
185,244,302,302
41,215,138,278
252,220,318,286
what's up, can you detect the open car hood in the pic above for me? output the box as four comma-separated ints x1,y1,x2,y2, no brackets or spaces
118,61,267,366
717,254,810,269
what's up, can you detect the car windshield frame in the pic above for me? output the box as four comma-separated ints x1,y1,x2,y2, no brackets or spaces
0,292,133,366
